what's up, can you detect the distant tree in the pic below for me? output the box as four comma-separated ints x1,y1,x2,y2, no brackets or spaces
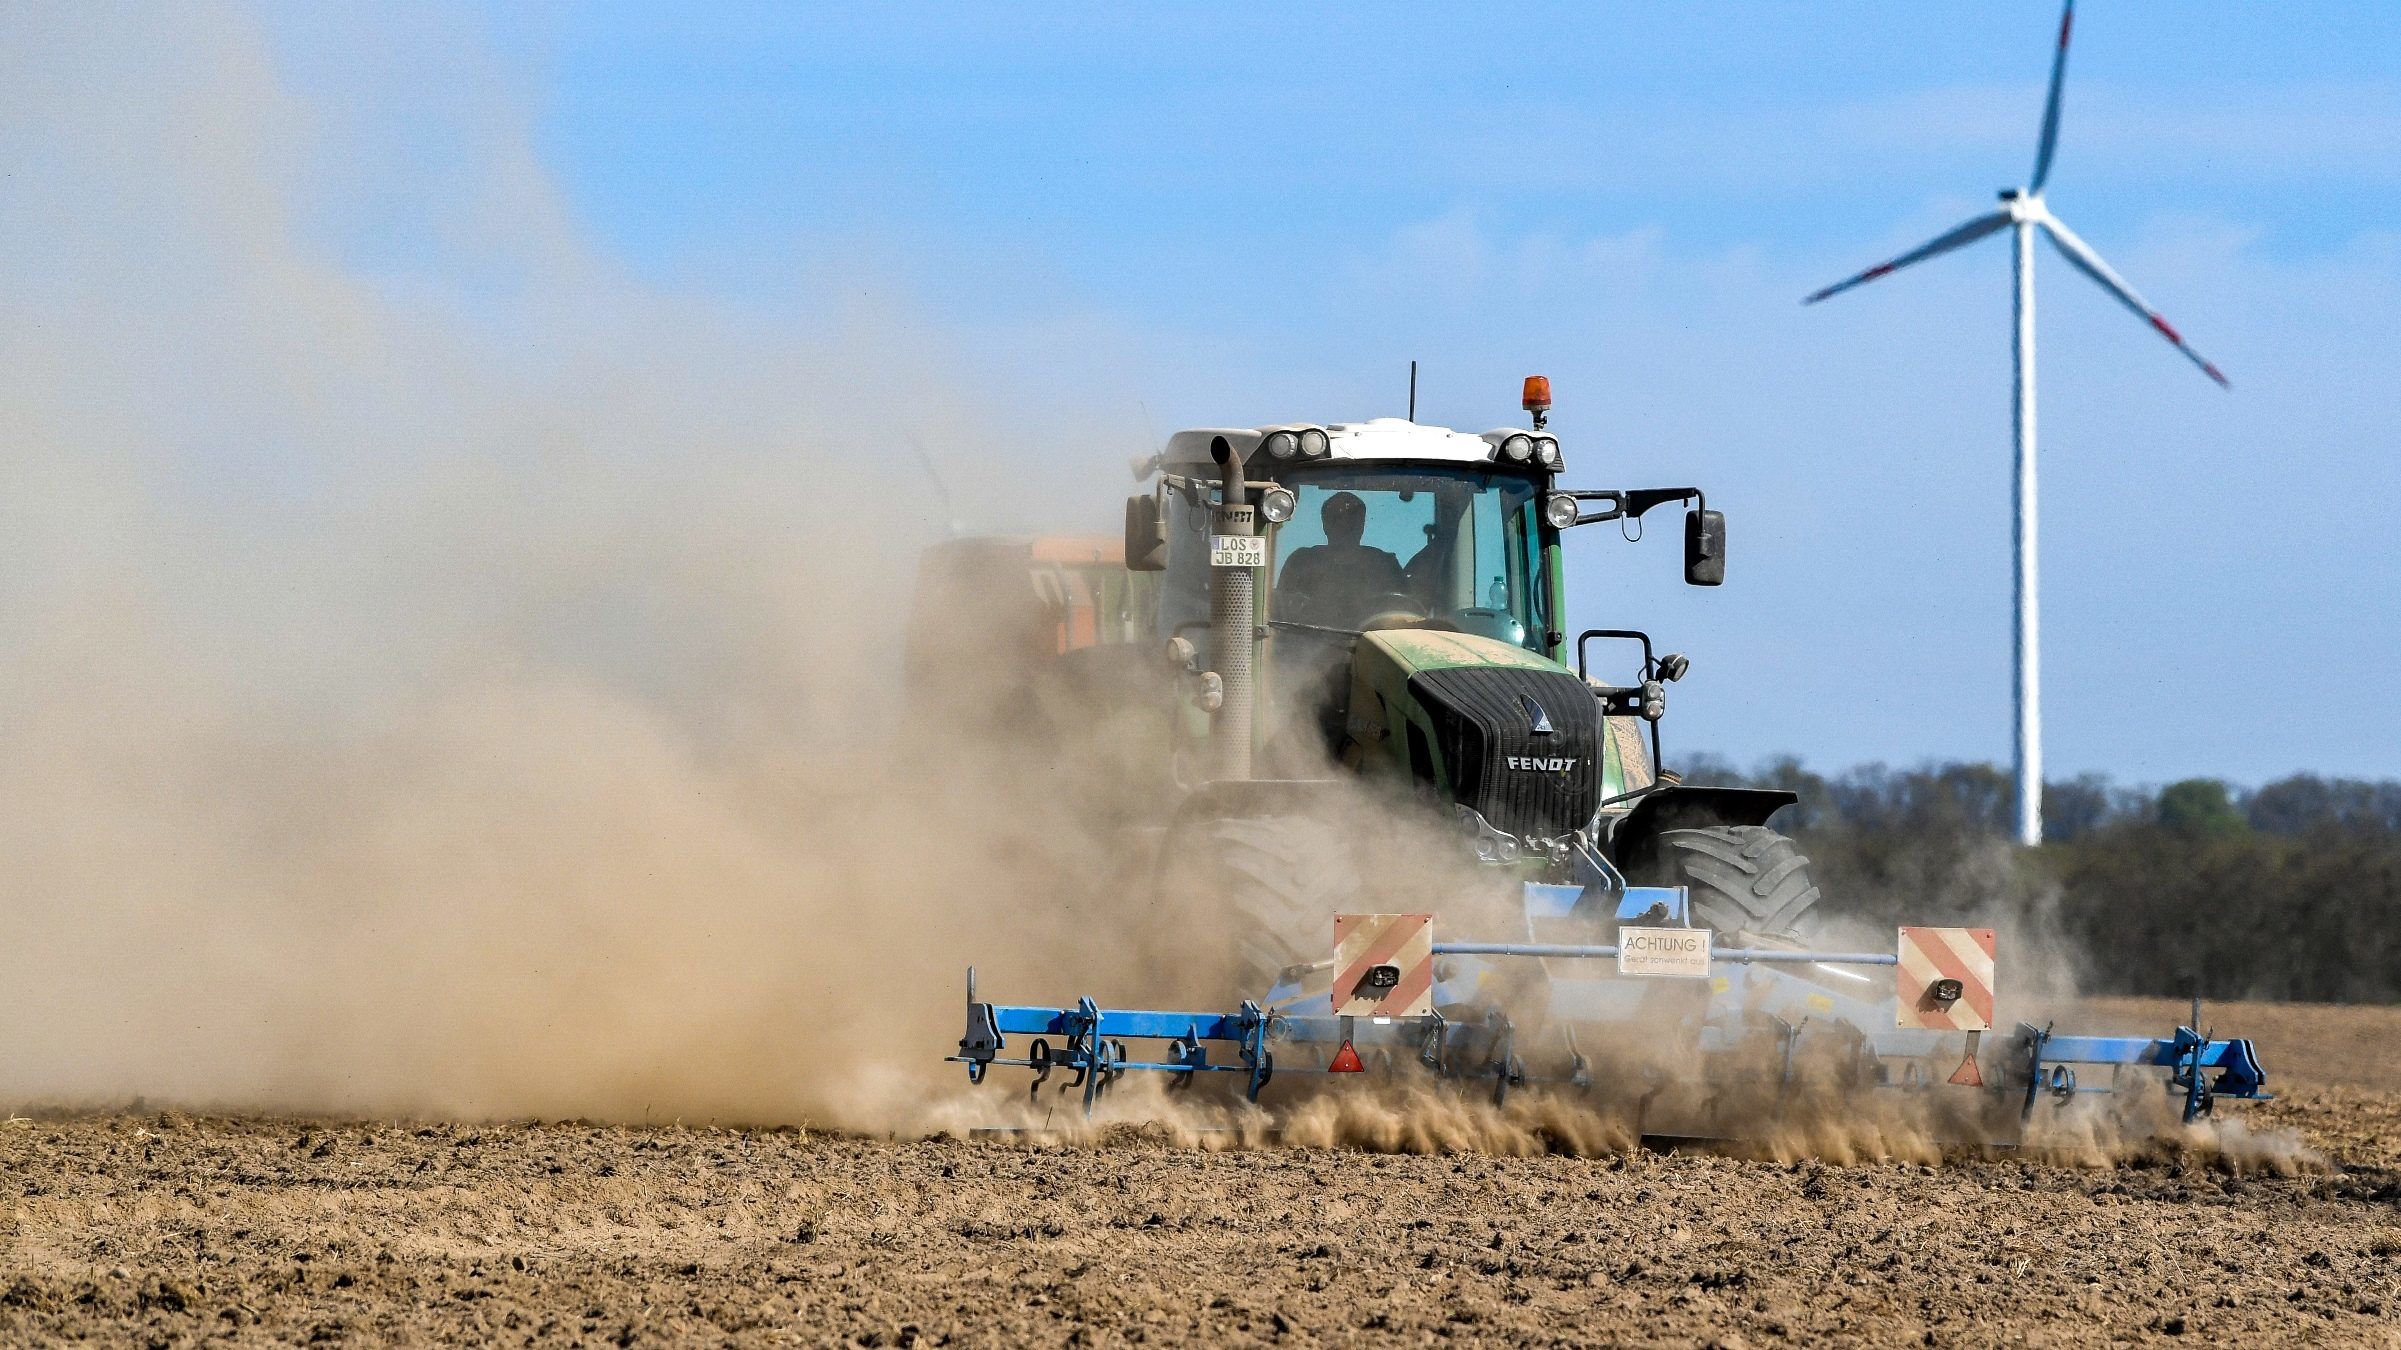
2245,774,2338,835
2246,773,2401,835
1686,754,2401,1003
2157,778,2248,838
2041,774,2121,842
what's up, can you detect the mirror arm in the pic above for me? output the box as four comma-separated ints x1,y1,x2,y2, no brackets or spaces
1563,490,1622,526
1562,487,1704,528
1623,487,1703,520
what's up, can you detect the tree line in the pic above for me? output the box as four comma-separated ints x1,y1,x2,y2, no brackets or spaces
1681,756,2401,1004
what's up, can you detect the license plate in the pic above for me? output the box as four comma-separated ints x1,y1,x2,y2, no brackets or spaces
1210,535,1267,568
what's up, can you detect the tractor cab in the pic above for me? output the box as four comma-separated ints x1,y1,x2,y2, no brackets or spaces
1126,406,1729,848
1138,417,1567,664
1136,421,1574,787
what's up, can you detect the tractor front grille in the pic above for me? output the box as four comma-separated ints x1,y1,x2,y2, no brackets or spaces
1407,665,1603,841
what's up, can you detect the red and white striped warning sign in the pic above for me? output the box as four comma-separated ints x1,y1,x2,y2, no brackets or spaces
1896,926,1997,1031
1332,913,1434,1018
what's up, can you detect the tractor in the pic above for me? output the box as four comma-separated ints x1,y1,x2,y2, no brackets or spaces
920,380,2273,1132
911,378,1817,984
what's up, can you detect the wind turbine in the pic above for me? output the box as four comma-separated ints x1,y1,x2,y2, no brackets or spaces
1805,0,2227,847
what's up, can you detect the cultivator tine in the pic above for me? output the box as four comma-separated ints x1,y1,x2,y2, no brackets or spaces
1563,1026,1593,1090
1487,1013,1521,1106
957,969,1001,1087
2180,995,2216,1123
1241,1002,1274,1101
1773,1016,1807,1102
2172,1026,2215,1123
2019,1023,2051,1122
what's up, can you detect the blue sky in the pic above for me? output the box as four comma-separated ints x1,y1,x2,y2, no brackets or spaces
231,5,2401,781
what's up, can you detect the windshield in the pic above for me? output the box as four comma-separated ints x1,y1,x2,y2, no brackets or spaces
1270,467,1548,648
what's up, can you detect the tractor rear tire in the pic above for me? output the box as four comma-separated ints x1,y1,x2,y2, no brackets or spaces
1167,815,1359,995
1633,825,1821,946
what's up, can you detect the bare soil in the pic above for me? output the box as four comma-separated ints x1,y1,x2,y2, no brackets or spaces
4,1003,2398,1347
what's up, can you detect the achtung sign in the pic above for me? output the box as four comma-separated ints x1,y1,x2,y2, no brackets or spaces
1617,926,1712,979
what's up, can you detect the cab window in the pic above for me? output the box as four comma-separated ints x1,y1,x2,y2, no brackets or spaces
1268,467,1544,648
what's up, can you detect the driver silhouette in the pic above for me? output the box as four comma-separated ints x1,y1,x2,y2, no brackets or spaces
1278,491,1408,629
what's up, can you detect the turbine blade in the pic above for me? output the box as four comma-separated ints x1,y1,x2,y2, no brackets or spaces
2039,215,2229,387
1803,211,2013,305
2029,0,2075,192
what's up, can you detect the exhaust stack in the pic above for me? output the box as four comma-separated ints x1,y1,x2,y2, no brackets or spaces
1208,435,1255,781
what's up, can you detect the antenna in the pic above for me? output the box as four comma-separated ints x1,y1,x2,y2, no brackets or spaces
1407,361,1417,422
901,432,965,538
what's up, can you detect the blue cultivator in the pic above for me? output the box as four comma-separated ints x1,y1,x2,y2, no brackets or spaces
948,882,2269,1143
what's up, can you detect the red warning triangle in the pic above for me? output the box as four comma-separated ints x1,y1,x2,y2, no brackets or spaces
1328,1040,1365,1074
1948,1051,1984,1087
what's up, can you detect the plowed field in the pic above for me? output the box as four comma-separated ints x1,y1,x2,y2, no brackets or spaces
5,1000,2396,1346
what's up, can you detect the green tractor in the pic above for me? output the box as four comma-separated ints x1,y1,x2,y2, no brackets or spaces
910,380,1819,987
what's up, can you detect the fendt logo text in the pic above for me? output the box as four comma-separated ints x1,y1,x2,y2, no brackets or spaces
1505,756,1579,773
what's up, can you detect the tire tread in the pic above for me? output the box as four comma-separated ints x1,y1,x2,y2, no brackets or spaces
1641,824,1821,944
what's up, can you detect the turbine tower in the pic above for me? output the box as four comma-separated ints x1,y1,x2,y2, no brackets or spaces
1805,0,2227,846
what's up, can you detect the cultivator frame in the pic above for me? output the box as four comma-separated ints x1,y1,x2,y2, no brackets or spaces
948,883,2269,1139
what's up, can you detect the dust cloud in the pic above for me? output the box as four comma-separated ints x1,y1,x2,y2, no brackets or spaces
0,6,1513,1138
0,7,1146,1129
927,1067,2315,1173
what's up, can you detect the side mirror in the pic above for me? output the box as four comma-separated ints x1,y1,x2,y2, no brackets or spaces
1125,493,1167,572
1683,509,1725,587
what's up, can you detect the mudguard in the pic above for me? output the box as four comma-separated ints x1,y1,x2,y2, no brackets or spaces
1605,785,1798,864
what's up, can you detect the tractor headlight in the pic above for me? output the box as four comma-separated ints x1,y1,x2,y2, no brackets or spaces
1263,430,1300,459
1534,437,1562,471
1543,492,1580,530
1259,486,1296,524
1298,427,1330,458
1500,434,1534,462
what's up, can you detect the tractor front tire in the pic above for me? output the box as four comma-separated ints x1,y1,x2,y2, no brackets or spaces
1631,825,1821,946
1164,814,1359,996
